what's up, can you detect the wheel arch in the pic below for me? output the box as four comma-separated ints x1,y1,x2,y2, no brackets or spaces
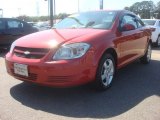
94,47,118,90
100,48,118,69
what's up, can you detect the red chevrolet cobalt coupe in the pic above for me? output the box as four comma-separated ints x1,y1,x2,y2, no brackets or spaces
5,10,152,90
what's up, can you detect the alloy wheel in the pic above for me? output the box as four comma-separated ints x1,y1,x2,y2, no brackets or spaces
101,59,114,86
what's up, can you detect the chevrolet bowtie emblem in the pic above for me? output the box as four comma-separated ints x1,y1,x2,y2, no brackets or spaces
24,51,30,55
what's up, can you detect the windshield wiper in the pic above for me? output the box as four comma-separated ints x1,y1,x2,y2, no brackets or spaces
85,21,95,28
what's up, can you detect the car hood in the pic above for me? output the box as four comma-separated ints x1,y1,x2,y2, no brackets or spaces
15,29,108,48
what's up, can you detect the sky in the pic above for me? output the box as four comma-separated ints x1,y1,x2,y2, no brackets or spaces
0,0,159,17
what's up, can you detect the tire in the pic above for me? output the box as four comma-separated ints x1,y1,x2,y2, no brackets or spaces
156,36,160,47
140,42,152,64
94,53,115,90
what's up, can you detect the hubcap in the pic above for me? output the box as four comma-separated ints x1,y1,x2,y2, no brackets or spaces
147,44,151,61
101,59,114,86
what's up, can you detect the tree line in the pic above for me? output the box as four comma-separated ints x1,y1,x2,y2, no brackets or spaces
125,0,160,19
16,13,70,22
16,0,160,22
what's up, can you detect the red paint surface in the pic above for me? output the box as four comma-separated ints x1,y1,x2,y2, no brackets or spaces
5,10,151,87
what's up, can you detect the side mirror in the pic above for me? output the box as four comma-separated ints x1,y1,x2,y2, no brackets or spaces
122,24,136,31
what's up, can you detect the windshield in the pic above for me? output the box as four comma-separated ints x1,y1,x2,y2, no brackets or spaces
142,20,156,26
54,11,117,29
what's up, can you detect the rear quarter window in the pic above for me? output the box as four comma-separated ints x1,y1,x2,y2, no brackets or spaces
137,18,144,28
0,20,5,30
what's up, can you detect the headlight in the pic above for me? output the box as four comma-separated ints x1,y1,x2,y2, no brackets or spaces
53,43,90,60
9,42,16,53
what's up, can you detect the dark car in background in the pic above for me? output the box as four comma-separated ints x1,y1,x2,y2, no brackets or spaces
0,18,38,49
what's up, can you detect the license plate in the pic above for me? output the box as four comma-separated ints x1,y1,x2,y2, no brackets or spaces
14,63,28,77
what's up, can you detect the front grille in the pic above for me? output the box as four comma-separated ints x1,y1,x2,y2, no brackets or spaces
11,69,37,81
14,46,50,59
47,76,74,83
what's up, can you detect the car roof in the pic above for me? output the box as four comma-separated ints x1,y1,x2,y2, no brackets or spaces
142,19,160,21
72,10,136,17
83,10,133,13
103,10,137,16
0,18,26,22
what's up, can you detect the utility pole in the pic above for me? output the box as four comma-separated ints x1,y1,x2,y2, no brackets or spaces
18,8,21,16
36,1,40,17
0,9,3,18
53,0,56,24
50,0,53,27
45,0,55,27
48,0,50,16
100,0,103,10
78,0,80,13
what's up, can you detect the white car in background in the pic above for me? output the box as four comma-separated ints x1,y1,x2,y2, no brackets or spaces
33,21,51,31
142,19,160,47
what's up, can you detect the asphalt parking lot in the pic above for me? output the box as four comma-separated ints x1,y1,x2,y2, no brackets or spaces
0,48,160,120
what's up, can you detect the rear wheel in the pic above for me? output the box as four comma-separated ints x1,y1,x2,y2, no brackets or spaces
140,42,152,64
94,53,115,90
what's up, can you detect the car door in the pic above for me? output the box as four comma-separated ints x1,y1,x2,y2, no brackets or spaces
117,14,143,66
136,17,148,55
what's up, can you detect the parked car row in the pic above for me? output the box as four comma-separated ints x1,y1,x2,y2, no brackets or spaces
0,18,38,49
5,10,152,90
33,21,51,31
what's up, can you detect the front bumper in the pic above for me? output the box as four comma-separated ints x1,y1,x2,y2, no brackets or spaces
5,52,97,87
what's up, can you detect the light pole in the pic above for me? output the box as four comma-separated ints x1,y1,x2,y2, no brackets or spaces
50,0,53,27
100,0,103,10
53,0,56,24
0,9,3,18
36,1,40,16
45,0,55,27
78,0,80,13
47,0,50,16
18,8,21,16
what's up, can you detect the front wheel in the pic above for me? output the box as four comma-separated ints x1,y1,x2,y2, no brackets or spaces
94,53,115,90
140,42,152,64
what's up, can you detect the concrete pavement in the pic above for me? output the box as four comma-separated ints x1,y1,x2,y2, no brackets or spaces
0,48,160,120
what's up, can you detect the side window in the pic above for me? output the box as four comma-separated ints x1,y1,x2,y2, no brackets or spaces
7,20,23,29
0,20,5,30
23,22,31,29
159,21,160,27
120,15,138,29
137,19,144,28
